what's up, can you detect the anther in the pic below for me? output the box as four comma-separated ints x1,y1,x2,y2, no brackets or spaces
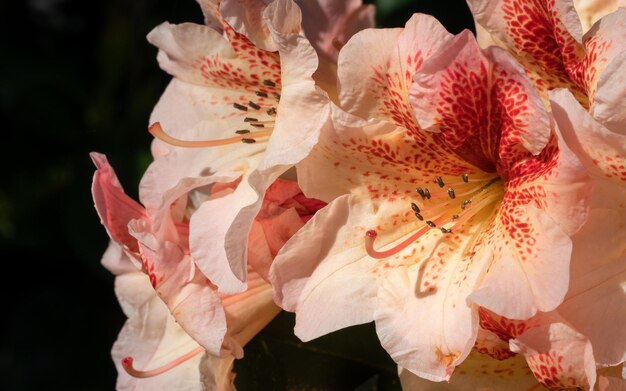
235,130,250,134
248,101,261,110
424,188,431,199
461,200,472,210
447,188,456,199
415,212,424,221
121,346,204,378
410,203,420,213
441,227,453,234
266,107,277,116
416,187,426,199
452,214,459,220
255,91,268,98
233,103,248,111
250,123,264,128
244,117,258,122
462,173,469,183
241,138,256,144
263,79,276,87
426,220,436,228
436,177,445,188
273,93,281,100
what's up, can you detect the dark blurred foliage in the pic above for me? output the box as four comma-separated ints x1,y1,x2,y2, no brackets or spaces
0,0,473,389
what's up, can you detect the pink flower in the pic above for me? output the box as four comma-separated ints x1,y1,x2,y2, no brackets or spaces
141,0,371,295
91,153,323,387
269,14,592,381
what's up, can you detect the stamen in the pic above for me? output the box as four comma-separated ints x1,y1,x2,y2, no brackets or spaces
441,227,452,234
248,101,261,110
452,214,459,220
462,173,469,183
273,93,281,100
121,346,204,378
241,138,256,144
424,188,431,199
436,177,445,188
233,103,248,111
447,188,456,199
416,187,426,199
250,123,265,128
149,123,270,148
263,79,276,87
426,220,436,228
255,91,268,98
410,203,420,213
415,212,424,221
461,200,472,210
267,108,277,116
235,130,250,134
244,117,258,122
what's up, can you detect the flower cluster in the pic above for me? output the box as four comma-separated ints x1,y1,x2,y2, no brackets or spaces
92,0,626,389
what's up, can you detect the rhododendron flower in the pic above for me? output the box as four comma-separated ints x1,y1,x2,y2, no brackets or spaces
467,0,625,129
270,14,592,381
91,153,324,385
142,0,371,295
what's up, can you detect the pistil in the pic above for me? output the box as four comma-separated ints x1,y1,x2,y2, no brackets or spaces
121,346,204,378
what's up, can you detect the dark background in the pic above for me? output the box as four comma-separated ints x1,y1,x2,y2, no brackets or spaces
0,0,473,389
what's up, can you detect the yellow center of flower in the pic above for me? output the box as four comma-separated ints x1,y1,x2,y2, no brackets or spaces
365,173,504,259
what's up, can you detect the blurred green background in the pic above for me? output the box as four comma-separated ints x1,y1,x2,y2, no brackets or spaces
0,0,473,389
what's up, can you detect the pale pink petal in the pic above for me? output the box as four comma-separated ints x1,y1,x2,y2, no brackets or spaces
399,350,543,390
299,0,375,62
510,322,597,389
338,14,454,126
551,88,626,183
258,0,332,169
375,245,492,381
114,272,157,319
269,195,380,339
129,222,228,356
558,206,626,366
101,240,138,276
112,274,206,391
469,204,573,319
90,152,147,253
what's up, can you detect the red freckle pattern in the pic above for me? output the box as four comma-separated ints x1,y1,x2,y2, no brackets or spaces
527,350,584,389
499,0,611,105
478,307,541,341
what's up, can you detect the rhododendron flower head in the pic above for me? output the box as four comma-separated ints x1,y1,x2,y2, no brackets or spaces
270,14,592,381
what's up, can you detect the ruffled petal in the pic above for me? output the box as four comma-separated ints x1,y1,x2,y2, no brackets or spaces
399,350,543,390
574,0,626,33
337,14,453,127
220,0,276,52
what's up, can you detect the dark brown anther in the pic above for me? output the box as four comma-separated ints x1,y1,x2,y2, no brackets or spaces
233,103,248,111
415,213,424,221
436,177,444,188
273,93,281,100
461,200,472,210
426,220,436,228
251,123,264,128
411,203,420,213
441,227,452,234
255,91,268,98
235,129,250,134
248,101,261,110
416,187,426,199
447,188,456,199
452,214,459,220
263,79,276,87
241,138,256,144
244,117,258,122
462,173,469,183
424,188,431,200
266,107,277,116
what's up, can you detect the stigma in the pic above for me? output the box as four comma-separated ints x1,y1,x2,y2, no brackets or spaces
365,173,502,259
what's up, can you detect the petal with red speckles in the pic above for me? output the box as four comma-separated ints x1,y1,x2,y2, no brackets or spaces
337,13,453,128
474,327,517,360
410,31,551,170
510,322,597,389
399,350,543,390
221,0,276,52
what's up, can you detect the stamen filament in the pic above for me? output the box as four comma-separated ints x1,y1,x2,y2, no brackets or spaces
121,346,204,378
149,123,271,148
